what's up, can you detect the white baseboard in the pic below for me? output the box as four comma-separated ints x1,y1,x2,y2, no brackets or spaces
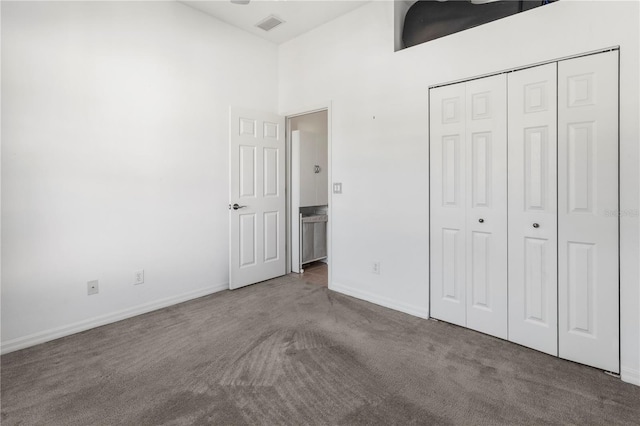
330,281,429,320
1,283,228,355
621,366,640,386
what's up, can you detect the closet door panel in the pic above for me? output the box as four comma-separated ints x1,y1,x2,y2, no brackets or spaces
558,51,619,372
465,74,508,339
430,82,467,327
507,63,558,356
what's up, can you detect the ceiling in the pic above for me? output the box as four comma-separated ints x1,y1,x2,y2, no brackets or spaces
180,0,370,45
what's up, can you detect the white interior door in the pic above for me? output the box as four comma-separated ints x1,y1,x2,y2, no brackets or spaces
430,82,467,327
229,107,286,290
507,63,558,355
464,74,508,339
558,51,619,372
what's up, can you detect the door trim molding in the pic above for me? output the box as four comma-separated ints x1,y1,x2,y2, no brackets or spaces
284,102,332,285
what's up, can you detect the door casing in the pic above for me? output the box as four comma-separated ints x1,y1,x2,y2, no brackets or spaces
283,104,332,283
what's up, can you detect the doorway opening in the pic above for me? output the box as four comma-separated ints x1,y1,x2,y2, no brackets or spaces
286,109,329,287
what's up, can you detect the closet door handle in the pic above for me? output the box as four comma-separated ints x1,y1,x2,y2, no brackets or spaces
533,223,540,228
478,218,484,223
230,203,247,210
314,165,321,174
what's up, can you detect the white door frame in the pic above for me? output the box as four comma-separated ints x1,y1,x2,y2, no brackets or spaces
283,103,332,285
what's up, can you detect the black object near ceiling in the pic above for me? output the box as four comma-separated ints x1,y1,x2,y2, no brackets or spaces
403,0,558,49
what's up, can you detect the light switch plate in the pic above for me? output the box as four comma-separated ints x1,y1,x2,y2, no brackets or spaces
333,182,342,194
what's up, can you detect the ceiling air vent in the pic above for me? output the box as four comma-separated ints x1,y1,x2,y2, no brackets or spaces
255,15,285,32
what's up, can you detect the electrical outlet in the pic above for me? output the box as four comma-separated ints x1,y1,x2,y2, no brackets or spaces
372,261,381,275
134,269,144,285
87,280,99,295
333,182,342,194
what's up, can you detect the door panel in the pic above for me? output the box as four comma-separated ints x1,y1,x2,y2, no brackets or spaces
558,50,619,373
442,135,462,206
263,211,280,262
471,231,491,309
430,82,467,327
441,228,461,301
465,74,508,339
567,242,596,335
471,132,492,207
567,122,595,213
508,63,558,356
263,148,279,197
230,107,286,289
240,146,257,198
523,237,548,323
239,213,257,267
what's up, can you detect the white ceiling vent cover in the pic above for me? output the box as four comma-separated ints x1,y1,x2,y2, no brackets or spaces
255,15,285,32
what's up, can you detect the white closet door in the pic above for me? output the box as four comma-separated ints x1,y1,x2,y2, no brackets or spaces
430,82,467,327
507,63,558,355
464,74,508,339
558,51,619,372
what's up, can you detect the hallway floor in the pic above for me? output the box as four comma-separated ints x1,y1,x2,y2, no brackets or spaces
297,261,327,287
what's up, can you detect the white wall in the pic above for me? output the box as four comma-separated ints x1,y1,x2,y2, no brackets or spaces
1,1,278,351
290,110,328,142
278,0,640,385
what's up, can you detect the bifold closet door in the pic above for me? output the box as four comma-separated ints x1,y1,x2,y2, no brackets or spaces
464,75,508,339
430,82,467,327
507,63,558,356
430,75,508,339
558,51,619,373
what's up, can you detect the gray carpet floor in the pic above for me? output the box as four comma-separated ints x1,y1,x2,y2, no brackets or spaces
2,267,640,425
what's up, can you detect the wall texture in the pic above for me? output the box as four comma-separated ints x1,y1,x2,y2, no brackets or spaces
1,1,278,351
278,0,640,385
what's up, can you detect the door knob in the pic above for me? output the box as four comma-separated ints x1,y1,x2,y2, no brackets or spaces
230,203,247,210
478,218,484,223
314,165,321,174
533,223,540,228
